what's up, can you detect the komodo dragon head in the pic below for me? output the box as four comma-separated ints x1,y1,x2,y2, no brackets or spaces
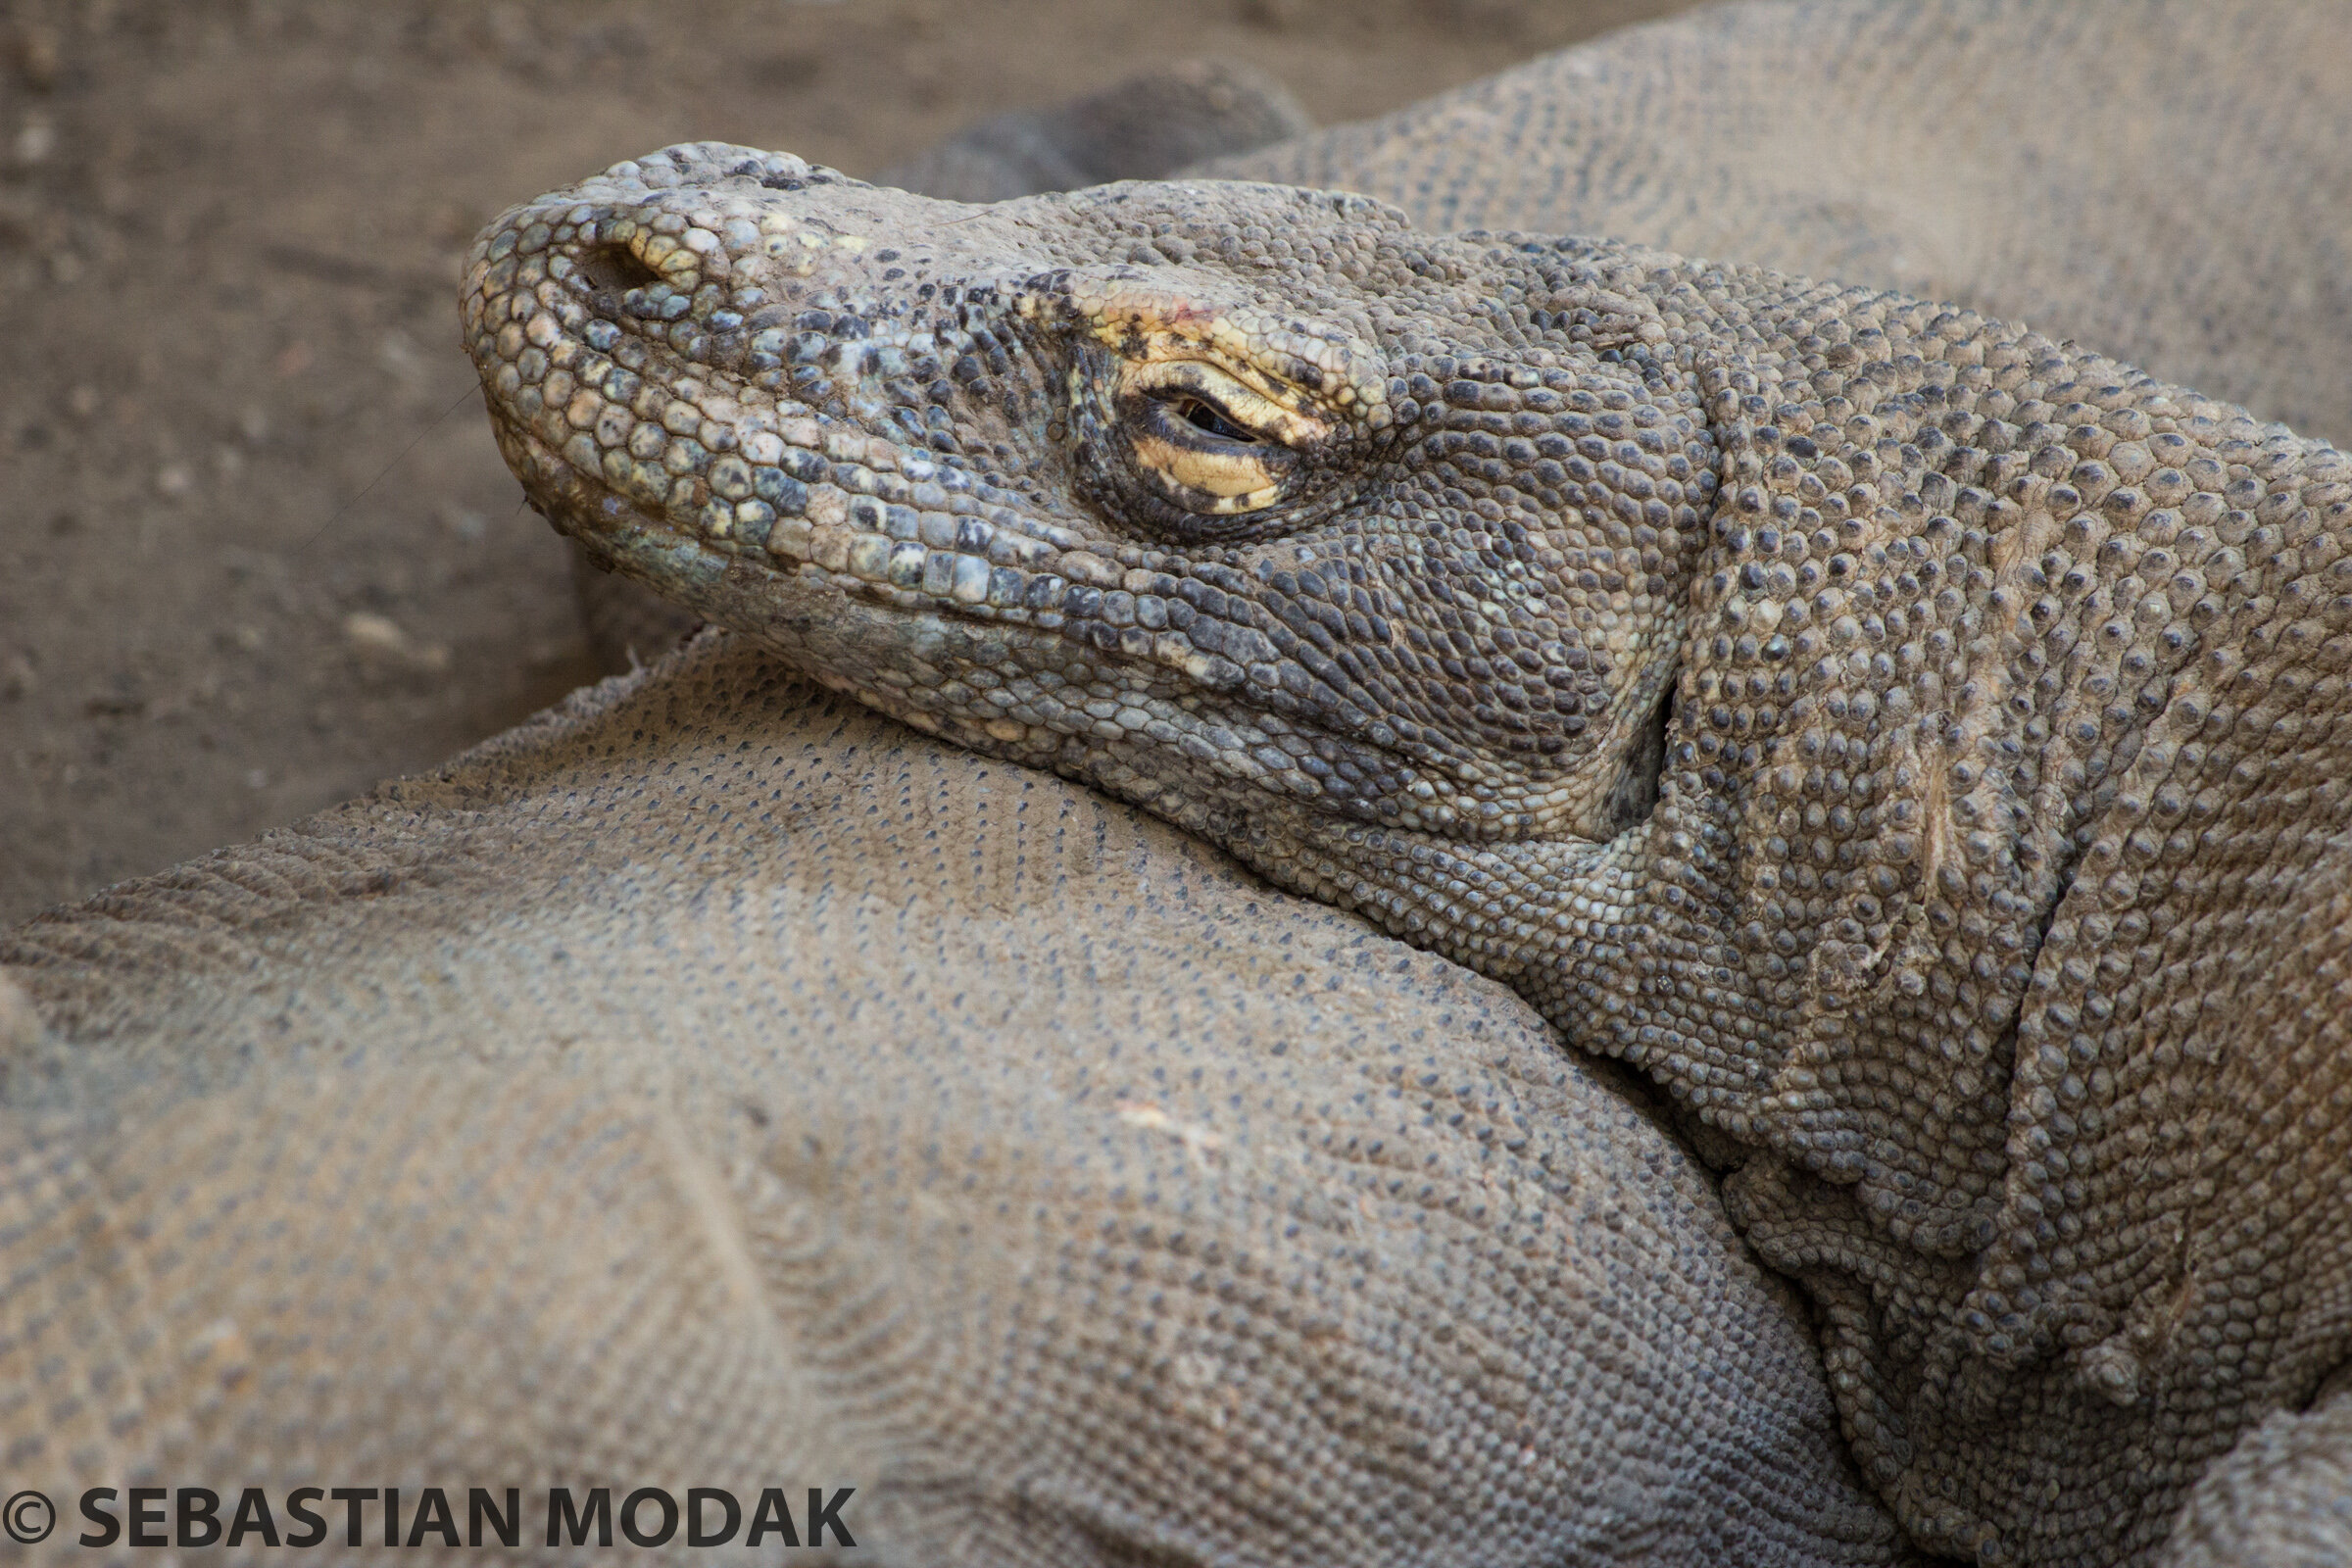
469,145,1706,865
470,144,2352,1565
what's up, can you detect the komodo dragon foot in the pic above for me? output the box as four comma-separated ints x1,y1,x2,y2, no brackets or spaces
468,143,2352,1566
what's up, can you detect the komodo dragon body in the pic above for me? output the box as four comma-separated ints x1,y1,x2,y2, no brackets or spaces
0,641,1906,1568
466,37,2352,1568
9,2,2351,1564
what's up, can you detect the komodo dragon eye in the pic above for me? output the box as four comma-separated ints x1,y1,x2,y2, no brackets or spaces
1085,355,1339,542
1120,358,1321,514
1157,391,1258,443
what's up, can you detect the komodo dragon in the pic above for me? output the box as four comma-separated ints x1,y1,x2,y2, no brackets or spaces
462,18,2352,1566
0,640,1908,1568
0,35,1931,1568
8,1,2350,1564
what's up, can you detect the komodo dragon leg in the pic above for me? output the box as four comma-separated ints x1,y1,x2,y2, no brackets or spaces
466,145,2352,1566
2161,1374,2352,1566
0,638,1909,1567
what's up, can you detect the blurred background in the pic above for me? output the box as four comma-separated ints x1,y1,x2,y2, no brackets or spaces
0,0,1697,925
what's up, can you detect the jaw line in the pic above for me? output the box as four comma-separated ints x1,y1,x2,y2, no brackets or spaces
537,463,1529,836
542,470,1365,794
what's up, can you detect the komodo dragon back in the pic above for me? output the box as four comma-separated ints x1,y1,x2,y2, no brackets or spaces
462,74,2352,1568
1209,0,2352,448
0,636,1903,1567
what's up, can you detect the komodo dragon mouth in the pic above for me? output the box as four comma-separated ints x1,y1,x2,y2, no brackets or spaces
466,143,1699,858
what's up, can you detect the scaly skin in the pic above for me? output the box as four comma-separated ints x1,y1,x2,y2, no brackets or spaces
466,148,2352,1565
0,640,1910,1568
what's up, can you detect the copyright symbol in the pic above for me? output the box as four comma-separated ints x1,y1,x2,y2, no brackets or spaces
3,1490,53,1544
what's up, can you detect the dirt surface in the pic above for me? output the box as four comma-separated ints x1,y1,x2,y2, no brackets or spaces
0,0,1702,927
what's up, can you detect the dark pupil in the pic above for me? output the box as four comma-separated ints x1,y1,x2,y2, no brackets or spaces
1174,396,1256,443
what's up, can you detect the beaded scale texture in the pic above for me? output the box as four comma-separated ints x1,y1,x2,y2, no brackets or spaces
466,141,2352,1566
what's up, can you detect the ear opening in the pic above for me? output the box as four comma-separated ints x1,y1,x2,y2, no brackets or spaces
1601,671,1676,836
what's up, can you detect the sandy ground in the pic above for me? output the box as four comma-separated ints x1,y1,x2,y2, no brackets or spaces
0,0,1698,926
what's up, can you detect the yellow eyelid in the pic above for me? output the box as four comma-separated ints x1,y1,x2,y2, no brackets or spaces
1062,274,1389,427
1121,359,1329,448
1132,429,1281,509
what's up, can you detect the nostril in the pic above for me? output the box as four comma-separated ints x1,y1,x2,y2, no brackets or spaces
576,243,662,300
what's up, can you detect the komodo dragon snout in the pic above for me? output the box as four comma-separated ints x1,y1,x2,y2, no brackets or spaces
471,144,2352,1565
470,145,1706,857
